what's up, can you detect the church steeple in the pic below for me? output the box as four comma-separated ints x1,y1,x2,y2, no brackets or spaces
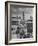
23,11,24,20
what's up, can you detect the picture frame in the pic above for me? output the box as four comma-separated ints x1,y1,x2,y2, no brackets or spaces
5,1,37,45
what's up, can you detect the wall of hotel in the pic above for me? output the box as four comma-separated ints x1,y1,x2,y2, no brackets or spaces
37,4,38,42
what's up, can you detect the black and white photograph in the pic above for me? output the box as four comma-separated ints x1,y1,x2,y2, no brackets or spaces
5,1,37,44
10,4,33,39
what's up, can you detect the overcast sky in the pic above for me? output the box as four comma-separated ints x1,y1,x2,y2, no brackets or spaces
10,5,33,20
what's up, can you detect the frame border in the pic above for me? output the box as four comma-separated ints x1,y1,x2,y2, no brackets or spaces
5,1,37,45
